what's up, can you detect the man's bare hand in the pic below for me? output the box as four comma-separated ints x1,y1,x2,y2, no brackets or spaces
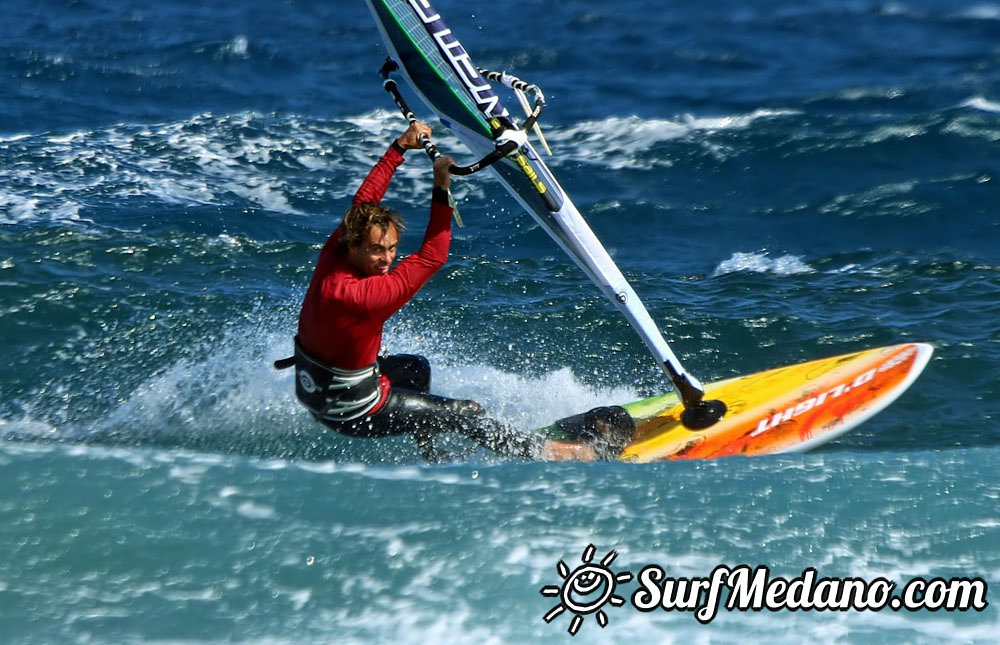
433,156,454,190
396,122,431,150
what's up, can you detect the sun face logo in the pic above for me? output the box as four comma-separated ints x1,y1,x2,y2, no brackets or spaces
540,544,633,636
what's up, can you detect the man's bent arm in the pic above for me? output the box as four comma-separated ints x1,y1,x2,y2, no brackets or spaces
352,142,406,206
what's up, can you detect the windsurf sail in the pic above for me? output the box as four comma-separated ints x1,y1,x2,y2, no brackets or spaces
366,0,725,428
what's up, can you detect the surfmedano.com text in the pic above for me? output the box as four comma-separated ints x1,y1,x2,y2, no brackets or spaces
632,565,989,623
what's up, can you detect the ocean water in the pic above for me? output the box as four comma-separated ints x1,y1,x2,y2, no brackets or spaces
1,0,998,642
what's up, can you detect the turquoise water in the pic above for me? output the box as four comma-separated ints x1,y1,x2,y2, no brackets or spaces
2,0,998,641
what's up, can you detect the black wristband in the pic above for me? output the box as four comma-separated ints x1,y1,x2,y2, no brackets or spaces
432,187,450,206
391,140,406,156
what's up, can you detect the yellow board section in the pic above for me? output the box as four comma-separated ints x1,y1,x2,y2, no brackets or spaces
618,343,933,462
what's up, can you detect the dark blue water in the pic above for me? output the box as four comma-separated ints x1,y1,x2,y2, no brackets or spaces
2,0,998,642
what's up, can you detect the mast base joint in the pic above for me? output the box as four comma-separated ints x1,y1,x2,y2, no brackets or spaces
680,399,727,430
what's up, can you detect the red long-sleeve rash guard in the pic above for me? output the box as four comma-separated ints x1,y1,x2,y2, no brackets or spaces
297,144,452,410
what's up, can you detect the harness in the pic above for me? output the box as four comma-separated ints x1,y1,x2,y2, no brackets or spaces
275,337,382,423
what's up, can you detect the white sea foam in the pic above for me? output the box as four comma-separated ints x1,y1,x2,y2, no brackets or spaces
66,311,641,463
143,176,219,206
1,108,801,226
0,112,356,224
548,109,797,169
833,86,907,103
0,193,41,223
962,96,1000,113
223,178,297,213
0,133,30,143
712,251,814,276
0,192,84,225
235,500,276,519
343,109,408,139
880,2,920,17
220,35,250,59
953,4,1000,20
96,328,304,433
433,363,639,430
0,416,60,438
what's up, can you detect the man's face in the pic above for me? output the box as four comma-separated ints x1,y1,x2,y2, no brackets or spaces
347,224,399,276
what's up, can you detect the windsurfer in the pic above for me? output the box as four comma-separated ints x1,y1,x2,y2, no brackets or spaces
282,123,632,461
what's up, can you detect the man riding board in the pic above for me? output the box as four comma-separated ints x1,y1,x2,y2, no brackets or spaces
282,123,632,461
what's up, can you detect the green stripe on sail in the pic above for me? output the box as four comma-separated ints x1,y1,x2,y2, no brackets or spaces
377,0,492,138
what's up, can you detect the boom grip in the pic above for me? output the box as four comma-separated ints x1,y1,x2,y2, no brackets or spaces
380,57,518,177
448,141,518,176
